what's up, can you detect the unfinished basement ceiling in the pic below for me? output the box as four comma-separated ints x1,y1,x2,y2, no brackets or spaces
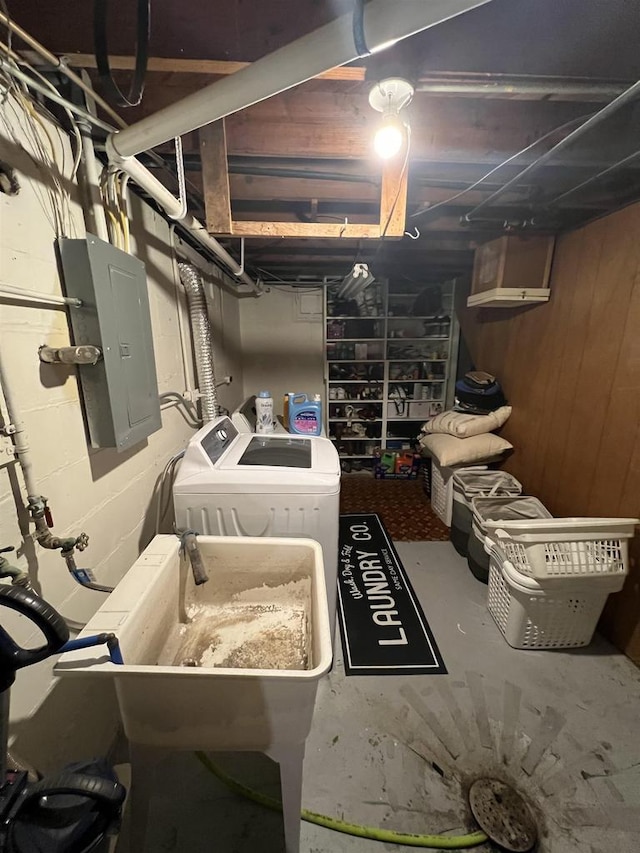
11,0,640,283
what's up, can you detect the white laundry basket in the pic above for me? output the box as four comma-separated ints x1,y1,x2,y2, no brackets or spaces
450,470,522,556
485,517,638,580
468,495,552,583
487,548,625,649
430,462,487,527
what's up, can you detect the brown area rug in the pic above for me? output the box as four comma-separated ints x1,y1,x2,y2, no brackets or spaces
339,476,450,541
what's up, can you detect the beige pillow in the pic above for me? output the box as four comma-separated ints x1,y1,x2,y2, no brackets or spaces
423,406,512,438
419,432,513,467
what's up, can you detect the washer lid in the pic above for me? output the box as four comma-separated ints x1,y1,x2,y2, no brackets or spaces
236,435,311,468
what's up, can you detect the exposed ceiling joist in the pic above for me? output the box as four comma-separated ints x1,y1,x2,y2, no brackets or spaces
61,52,366,82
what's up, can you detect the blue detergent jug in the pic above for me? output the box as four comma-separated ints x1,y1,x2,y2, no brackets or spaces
289,393,322,436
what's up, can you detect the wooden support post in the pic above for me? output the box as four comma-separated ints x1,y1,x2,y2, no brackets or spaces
379,143,409,238
199,120,232,234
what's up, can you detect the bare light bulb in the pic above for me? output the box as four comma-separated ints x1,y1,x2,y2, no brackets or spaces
374,117,404,159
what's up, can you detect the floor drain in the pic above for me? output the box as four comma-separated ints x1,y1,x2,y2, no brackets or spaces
468,778,537,852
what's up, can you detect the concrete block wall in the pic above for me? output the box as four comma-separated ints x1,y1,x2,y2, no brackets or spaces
0,97,243,773
239,286,324,410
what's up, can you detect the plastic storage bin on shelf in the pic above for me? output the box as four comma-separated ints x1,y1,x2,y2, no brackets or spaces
430,461,487,527
487,547,625,649
450,470,522,557
468,495,552,583
484,517,638,580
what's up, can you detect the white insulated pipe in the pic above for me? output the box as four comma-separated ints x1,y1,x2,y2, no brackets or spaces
107,0,493,159
78,125,110,242
117,156,261,293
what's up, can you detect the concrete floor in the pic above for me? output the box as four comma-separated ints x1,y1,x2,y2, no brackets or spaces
115,542,640,853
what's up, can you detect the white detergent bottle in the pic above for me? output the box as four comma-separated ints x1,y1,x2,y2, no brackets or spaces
289,393,322,436
255,390,274,434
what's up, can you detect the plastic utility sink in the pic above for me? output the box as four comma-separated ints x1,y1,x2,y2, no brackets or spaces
56,534,332,853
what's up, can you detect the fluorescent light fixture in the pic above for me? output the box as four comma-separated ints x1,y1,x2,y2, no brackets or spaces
337,263,375,299
369,77,414,159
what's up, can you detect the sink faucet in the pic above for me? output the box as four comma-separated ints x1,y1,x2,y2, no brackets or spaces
179,531,209,586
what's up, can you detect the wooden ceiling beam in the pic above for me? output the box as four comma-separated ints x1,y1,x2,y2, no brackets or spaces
230,221,381,238
62,55,626,102
119,84,590,161
63,53,366,82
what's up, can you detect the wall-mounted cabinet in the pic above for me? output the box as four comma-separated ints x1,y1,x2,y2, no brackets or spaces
324,279,459,470
468,234,555,307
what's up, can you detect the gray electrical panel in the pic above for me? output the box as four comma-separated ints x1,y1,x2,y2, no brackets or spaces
58,235,162,451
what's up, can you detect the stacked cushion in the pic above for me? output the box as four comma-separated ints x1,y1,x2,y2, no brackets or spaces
418,406,512,467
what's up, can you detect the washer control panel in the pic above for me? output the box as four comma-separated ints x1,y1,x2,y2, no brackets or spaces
201,417,239,464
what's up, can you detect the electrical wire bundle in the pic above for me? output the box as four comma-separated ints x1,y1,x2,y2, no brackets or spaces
100,165,131,251
0,33,81,237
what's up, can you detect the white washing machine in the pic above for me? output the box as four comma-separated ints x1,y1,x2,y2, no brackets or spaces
173,415,340,635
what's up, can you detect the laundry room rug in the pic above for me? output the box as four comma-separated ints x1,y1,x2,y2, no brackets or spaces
337,513,447,675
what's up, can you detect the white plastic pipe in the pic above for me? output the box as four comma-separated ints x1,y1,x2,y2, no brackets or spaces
108,0,493,159
117,156,260,292
0,349,38,499
78,126,110,242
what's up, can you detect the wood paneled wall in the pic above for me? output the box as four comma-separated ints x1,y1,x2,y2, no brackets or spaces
458,203,640,665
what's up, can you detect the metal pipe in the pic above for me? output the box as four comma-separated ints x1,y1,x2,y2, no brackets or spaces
0,16,244,281
2,59,259,290
78,125,110,241
107,0,493,159
0,58,114,133
0,349,38,499
0,10,127,129
415,74,629,101
466,77,640,220
77,80,111,243
547,147,640,207
119,156,260,292
178,264,218,423
0,282,81,308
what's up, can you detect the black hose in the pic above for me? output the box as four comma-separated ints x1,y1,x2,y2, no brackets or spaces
352,0,370,57
93,0,150,107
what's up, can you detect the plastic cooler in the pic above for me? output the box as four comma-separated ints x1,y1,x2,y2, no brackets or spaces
487,547,626,649
468,496,552,583
430,461,487,527
450,470,522,557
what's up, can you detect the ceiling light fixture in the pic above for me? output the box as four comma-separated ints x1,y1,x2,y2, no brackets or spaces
368,77,414,159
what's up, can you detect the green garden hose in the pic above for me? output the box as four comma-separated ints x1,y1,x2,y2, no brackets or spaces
195,751,488,849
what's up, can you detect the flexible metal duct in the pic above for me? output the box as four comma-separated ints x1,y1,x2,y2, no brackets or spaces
178,263,218,423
